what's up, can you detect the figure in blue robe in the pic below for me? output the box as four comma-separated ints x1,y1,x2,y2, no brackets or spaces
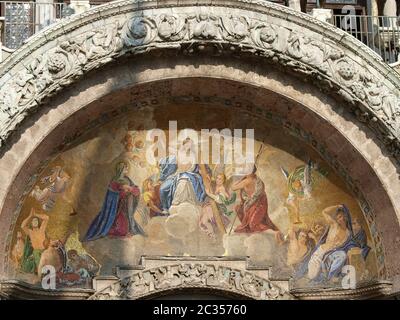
158,155,207,212
292,238,315,281
293,205,371,283
352,218,371,260
84,162,145,242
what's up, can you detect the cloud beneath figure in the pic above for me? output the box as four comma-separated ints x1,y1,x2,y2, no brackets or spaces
84,235,145,272
165,203,201,239
269,205,290,235
244,232,279,264
223,230,287,267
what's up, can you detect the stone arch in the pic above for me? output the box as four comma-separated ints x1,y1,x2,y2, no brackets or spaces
0,0,400,299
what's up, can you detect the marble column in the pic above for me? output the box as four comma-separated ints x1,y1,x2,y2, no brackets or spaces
383,0,397,28
383,0,397,17
35,0,55,32
370,0,379,16
369,0,380,52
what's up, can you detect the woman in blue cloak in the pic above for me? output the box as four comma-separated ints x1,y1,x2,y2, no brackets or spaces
84,162,145,241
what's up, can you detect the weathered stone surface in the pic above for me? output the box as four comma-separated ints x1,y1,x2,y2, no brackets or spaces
0,0,399,163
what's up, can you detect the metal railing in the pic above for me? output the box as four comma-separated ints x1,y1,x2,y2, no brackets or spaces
0,0,285,52
333,15,400,64
1,2,400,65
0,1,75,49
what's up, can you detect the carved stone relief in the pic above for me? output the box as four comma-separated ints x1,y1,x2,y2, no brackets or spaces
0,1,399,164
89,258,292,300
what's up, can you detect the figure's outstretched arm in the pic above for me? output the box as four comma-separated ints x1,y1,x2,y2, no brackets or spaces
231,176,249,191
206,192,221,203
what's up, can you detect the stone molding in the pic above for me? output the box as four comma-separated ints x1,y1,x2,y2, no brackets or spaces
291,281,393,300
0,0,399,164
0,257,393,300
0,280,94,300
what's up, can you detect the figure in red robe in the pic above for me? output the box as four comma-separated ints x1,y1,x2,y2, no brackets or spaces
232,167,280,235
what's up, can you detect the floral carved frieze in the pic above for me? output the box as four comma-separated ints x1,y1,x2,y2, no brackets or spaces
89,263,292,300
0,4,400,161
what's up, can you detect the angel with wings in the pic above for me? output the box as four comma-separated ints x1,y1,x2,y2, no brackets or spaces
199,165,236,239
30,166,71,212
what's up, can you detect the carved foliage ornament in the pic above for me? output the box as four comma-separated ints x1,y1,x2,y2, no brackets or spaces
89,264,291,300
0,12,399,159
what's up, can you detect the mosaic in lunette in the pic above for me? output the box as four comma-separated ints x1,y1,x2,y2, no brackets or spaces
9,105,377,289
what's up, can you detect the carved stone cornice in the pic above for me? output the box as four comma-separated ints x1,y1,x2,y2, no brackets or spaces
0,278,394,300
0,279,94,300
0,257,394,299
0,0,399,164
291,281,393,300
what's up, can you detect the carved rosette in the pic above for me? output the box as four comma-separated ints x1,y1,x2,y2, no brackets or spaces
0,4,399,161
89,264,292,300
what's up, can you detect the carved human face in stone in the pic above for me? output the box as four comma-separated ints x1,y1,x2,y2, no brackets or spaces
260,26,276,44
47,53,67,75
199,14,208,21
351,83,366,100
337,60,355,81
